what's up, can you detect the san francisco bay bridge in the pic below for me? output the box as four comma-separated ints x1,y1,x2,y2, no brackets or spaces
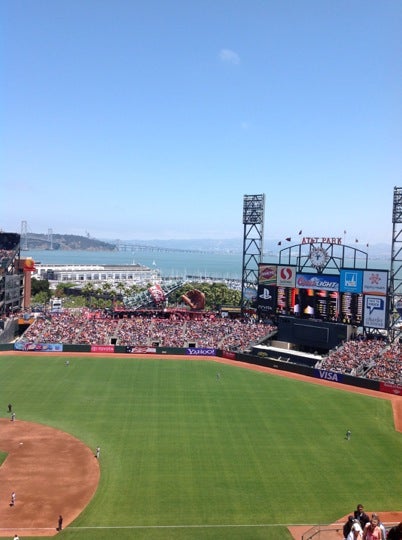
19,221,214,254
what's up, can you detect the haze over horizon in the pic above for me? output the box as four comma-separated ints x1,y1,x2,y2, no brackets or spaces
3,1,401,244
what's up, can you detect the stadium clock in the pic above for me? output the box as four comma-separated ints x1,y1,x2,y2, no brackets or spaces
309,247,329,270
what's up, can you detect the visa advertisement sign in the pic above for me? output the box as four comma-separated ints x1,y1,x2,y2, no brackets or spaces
340,269,363,293
314,369,344,383
363,295,387,329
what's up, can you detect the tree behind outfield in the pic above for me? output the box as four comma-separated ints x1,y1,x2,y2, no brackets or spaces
169,282,241,310
31,278,51,304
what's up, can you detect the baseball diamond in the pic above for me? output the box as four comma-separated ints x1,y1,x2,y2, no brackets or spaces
0,351,401,539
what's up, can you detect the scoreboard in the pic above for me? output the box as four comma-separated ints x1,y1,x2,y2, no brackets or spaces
341,292,363,325
265,287,362,324
257,264,386,328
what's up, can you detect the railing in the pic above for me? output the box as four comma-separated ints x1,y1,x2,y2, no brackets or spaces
302,522,399,540
301,523,343,539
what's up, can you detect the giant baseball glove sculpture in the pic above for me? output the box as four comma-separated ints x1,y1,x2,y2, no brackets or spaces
181,289,206,310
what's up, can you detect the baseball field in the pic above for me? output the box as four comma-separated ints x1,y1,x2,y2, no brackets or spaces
0,353,401,539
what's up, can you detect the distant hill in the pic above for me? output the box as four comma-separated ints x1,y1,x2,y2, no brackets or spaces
112,238,244,253
22,233,392,259
112,238,392,259
22,233,117,251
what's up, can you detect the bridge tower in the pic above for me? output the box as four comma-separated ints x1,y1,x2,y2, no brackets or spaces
389,186,402,342
21,220,28,250
241,194,265,312
47,228,53,250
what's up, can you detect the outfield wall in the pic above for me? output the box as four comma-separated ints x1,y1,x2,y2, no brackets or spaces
2,342,402,398
232,351,402,397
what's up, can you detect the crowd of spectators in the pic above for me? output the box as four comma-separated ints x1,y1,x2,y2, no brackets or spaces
320,337,402,385
18,308,275,351
364,342,402,385
320,338,386,375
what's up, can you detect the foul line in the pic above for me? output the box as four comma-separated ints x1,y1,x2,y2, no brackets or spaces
67,523,302,530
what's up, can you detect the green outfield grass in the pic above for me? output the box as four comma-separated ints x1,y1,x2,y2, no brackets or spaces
1,354,401,539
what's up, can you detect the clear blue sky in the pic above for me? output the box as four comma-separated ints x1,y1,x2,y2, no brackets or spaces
2,0,401,244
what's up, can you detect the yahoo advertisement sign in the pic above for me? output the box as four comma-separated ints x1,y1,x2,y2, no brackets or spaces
186,348,216,356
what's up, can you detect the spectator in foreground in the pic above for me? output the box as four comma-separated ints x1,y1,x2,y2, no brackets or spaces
354,504,370,530
343,515,355,539
387,522,402,540
347,521,363,540
363,516,382,540
370,513,386,540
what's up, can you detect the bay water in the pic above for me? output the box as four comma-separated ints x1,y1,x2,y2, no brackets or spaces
23,249,391,281
23,249,247,280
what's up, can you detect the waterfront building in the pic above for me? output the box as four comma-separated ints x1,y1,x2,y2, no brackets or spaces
33,263,159,287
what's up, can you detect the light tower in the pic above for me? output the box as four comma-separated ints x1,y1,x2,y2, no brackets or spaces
241,194,265,312
389,186,402,342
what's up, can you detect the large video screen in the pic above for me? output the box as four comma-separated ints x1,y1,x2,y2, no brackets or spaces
257,265,382,328
277,287,362,324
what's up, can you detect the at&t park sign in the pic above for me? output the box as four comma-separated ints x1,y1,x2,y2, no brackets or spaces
301,237,342,245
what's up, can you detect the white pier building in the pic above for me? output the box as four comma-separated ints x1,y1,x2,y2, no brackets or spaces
33,263,159,286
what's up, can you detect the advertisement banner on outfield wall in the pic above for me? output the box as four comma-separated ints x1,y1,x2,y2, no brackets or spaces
125,346,157,354
379,382,402,395
14,342,63,352
91,345,115,353
186,348,216,356
222,350,236,360
314,369,344,383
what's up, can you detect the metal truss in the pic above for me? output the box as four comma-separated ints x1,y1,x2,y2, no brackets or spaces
241,194,265,311
389,186,402,342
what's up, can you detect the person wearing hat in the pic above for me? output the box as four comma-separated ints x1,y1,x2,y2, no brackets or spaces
363,516,382,540
347,521,363,540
